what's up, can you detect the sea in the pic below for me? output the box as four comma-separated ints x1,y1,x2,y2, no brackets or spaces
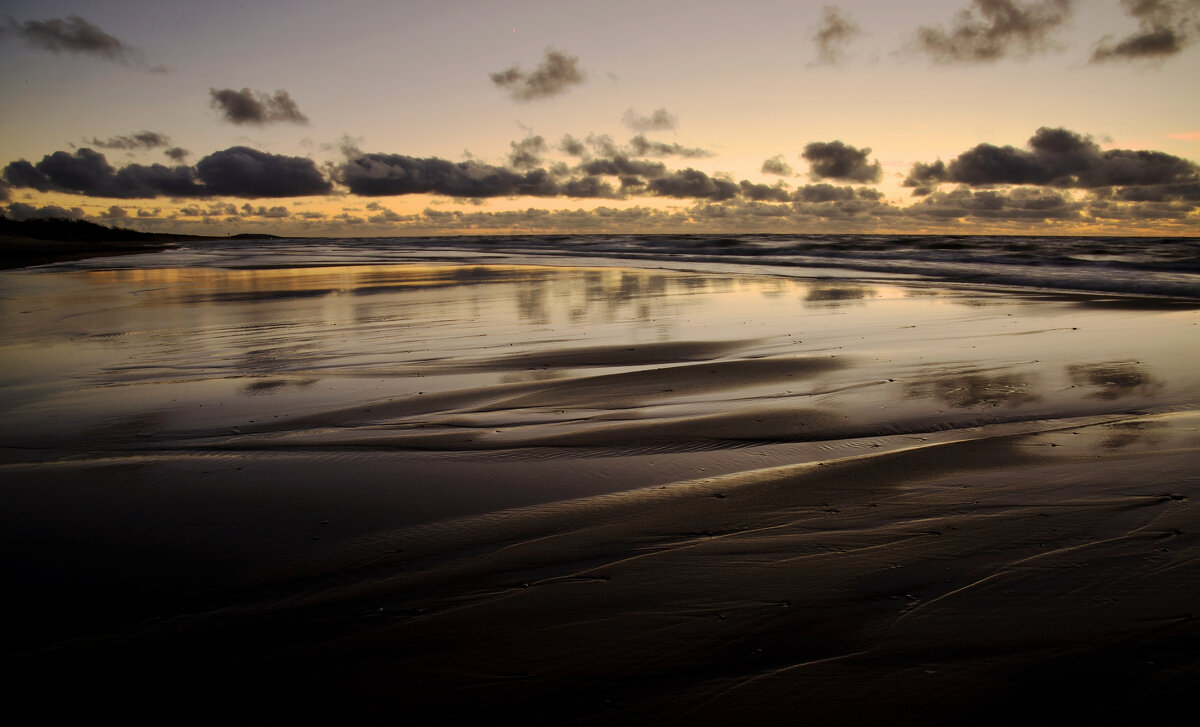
53,232,1200,300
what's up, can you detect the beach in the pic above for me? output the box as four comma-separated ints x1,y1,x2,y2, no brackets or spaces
1,238,1198,722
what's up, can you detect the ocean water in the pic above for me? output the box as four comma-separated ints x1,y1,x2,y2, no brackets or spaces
55,232,1200,299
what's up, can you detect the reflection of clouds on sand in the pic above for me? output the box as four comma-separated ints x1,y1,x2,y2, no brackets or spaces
1066,361,1164,400
1098,420,1168,451
903,368,1041,409
239,378,317,397
803,284,876,307
517,275,550,324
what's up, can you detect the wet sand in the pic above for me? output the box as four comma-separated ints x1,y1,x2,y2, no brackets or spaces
1,260,1198,722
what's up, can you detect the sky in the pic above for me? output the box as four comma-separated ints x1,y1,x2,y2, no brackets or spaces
1,0,1198,237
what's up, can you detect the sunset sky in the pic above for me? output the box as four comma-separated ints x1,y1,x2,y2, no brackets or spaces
2,0,1198,236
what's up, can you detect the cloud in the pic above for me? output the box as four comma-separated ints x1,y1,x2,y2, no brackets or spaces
559,135,587,156
627,135,711,158
794,183,882,203
903,160,949,191
739,181,792,202
164,147,190,162
1087,185,1199,219
802,141,883,183
622,108,678,132
1106,181,1200,203
340,153,561,197
907,186,1082,219
88,130,172,151
490,48,585,101
909,126,1199,188
2,15,167,72
585,134,627,158
561,176,620,199
195,147,331,197
761,155,795,176
99,205,128,220
4,202,84,221
240,203,291,218
580,156,668,178
4,148,124,195
913,0,1076,63
209,88,309,125
647,169,738,201
509,136,547,169
3,146,329,198
813,6,861,65
1092,0,1200,62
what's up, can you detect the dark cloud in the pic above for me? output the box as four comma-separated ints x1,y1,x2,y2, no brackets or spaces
4,202,84,221
1087,183,1200,220
490,48,585,101
209,88,309,126
164,147,190,162
89,131,172,151
903,160,949,190
627,135,711,158
913,0,1076,63
195,147,331,197
0,179,9,202
99,205,128,220
580,156,668,178
3,146,328,198
793,183,876,203
3,15,166,71
1110,181,1200,202
914,127,1200,188
509,136,547,169
739,181,792,202
175,203,238,219
813,6,861,65
907,186,1082,219
802,141,883,183
585,134,620,158
367,205,406,223
0,148,197,198
577,133,709,160
111,163,207,197
340,153,560,197
761,155,795,176
622,108,677,132
561,176,620,199
789,187,898,221
619,175,646,191
1092,0,1200,62
559,135,587,156
1087,196,1197,220
14,148,205,199
240,203,291,218
647,169,738,201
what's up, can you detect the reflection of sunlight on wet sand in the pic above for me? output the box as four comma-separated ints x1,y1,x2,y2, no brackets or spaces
1,261,1198,461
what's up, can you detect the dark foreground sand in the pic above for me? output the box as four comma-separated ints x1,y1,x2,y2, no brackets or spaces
1,260,1197,722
